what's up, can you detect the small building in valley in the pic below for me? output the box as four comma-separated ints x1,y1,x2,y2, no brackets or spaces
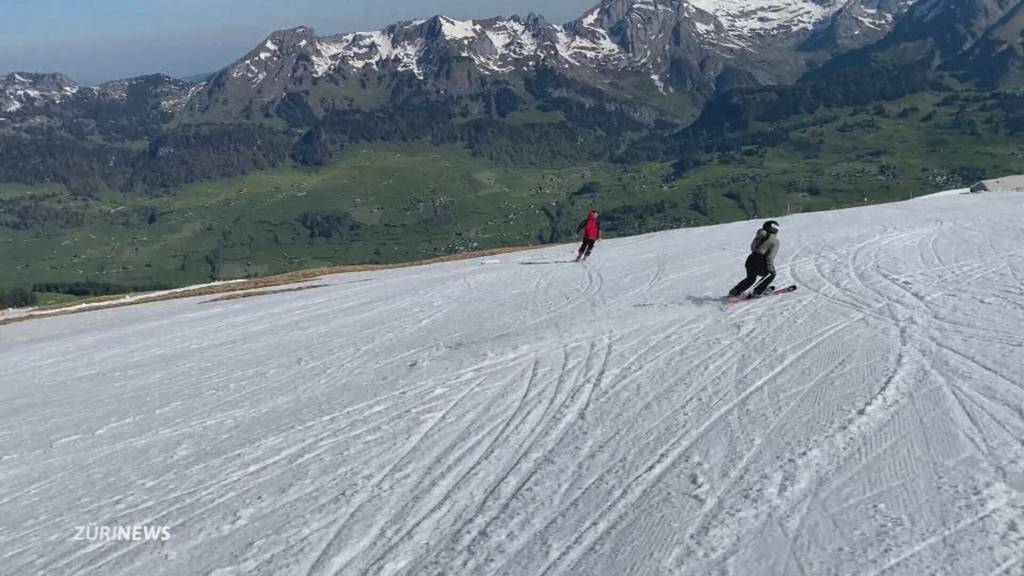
971,175,1024,193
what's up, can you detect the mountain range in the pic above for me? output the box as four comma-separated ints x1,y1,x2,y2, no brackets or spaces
4,0,1021,125
0,0,1022,196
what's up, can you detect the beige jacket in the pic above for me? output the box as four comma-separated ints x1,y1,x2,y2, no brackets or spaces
751,229,780,270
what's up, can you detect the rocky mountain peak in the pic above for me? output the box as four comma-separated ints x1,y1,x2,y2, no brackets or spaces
1,72,78,92
570,0,692,60
1,72,80,113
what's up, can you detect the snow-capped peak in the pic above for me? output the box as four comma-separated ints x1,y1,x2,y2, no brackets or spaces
316,29,421,78
438,16,481,41
0,72,80,113
308,16,549,79
690,0,840,35
294,12,634,80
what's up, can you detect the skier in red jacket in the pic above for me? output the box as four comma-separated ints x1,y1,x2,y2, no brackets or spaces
575,210,600,262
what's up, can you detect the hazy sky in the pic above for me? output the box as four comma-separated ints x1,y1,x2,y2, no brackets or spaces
0,0,597,85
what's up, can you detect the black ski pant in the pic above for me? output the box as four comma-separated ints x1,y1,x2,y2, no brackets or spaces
578,239,596,258
731,253,775,296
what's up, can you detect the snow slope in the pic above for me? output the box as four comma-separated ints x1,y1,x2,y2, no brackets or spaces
2,190,1024,575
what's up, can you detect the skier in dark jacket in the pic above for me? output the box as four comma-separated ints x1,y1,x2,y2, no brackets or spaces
729,220,780,297
575,210,600,262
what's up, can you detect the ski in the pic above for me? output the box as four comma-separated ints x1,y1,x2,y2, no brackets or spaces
723,285,798,305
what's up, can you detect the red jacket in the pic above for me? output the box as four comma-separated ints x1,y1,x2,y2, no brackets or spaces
578,211,601,241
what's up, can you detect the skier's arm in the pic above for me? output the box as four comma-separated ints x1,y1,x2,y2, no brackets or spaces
597,219,601,240
750,231,762,252
765,241,778,271
576,219,586,233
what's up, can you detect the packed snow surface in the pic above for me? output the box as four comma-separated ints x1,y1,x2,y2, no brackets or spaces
2,190,1024,575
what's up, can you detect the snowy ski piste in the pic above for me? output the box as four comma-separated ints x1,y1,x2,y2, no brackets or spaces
2,189,1023,576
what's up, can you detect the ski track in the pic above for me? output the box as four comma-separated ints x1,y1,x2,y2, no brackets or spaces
2,191,1023,575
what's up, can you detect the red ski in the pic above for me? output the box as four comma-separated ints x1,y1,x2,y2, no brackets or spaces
723,285,798,305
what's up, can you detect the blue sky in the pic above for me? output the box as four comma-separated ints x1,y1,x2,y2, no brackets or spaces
0,0,596,84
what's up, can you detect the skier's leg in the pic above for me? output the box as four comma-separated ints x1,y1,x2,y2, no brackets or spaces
752,270,776,296
576,241,587,262
729,255,760,296
584,240,595,259
730,276,756,296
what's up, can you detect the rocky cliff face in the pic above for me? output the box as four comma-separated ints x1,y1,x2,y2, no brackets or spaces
814,0,1024,88
949,1,1024,87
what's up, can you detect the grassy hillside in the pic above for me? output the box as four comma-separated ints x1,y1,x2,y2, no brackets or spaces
2,89,1022,298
